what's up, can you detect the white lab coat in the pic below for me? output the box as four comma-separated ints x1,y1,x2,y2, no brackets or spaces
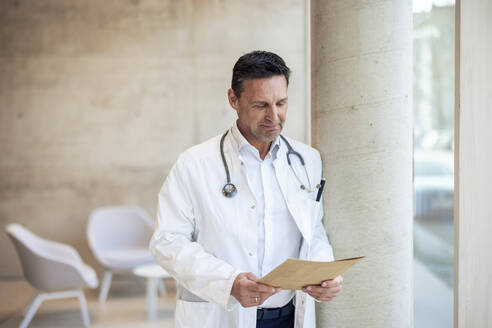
150,131,334,328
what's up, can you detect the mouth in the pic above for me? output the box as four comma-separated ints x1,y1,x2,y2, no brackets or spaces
261,124,280,132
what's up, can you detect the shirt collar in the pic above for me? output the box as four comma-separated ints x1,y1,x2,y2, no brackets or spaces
230,121,281,160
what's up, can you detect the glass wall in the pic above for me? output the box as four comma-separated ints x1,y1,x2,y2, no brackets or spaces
413,0,455,327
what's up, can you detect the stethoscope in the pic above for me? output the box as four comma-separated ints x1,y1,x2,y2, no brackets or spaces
220,130,320,198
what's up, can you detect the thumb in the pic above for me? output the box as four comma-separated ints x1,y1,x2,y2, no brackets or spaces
245,272,259,282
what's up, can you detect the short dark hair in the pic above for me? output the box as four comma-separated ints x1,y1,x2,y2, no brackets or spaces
231,50,291,98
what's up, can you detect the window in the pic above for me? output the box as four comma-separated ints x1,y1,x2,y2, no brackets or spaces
413,0,455,327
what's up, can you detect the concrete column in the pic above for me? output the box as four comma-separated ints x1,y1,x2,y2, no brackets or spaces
455,1,492,326
311,1,413,327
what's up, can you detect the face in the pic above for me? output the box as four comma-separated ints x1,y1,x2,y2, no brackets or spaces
228,75,288,145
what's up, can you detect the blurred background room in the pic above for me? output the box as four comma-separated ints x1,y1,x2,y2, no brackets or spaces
1,0,491,328
1,1,309,327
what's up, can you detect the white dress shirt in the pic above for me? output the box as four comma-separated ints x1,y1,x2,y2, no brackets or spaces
231,122,302,308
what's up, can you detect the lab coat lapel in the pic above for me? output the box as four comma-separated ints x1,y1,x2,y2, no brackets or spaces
273,144,312,246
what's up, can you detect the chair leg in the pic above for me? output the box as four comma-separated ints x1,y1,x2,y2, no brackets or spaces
20,290,91,328
75,290,91,327
22,292,38,316
20,294,44,328
146,277,158,320
98,271,113,304
158,279,167,296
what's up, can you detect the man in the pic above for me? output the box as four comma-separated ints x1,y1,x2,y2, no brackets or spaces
150,51,342,328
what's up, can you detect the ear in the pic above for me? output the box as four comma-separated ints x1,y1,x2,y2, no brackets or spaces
227,88,239,111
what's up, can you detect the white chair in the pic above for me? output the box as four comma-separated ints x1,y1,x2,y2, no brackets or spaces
6,223,98,328
87,206,156,304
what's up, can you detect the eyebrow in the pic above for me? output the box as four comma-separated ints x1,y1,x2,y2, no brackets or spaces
250,98,288,105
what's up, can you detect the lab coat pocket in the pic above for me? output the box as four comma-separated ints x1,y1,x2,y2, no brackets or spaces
175,300,221,328
305,199,322,224
289,197,321,244
306,199,323,239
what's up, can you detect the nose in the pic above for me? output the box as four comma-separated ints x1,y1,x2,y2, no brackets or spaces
266,104,280,122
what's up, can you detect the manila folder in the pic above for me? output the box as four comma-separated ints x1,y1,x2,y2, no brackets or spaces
257,256,364,290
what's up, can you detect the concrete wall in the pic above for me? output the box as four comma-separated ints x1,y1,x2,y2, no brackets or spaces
0,0,308,278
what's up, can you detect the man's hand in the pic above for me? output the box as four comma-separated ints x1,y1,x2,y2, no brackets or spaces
231,272,280,307
302,275,343,302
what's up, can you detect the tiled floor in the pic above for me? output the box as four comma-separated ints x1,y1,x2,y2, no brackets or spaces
0,277,175,328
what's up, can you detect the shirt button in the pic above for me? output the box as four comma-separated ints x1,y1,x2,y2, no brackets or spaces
250,204,255,209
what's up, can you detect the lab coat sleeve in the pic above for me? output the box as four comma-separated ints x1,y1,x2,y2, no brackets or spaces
149,159,241,310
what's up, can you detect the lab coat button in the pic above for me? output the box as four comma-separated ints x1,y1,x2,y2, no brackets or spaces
248,252,253,256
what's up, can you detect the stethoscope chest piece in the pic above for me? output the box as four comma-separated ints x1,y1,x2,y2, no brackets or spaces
222,183,237,198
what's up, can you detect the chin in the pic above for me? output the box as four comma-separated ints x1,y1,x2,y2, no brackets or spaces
254,126,282,142
262,133,280,142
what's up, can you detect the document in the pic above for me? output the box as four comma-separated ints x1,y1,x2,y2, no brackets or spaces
257,256,364,290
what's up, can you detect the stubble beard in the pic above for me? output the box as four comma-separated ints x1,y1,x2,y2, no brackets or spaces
253,122,283,142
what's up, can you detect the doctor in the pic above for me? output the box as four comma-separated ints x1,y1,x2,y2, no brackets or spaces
150,50,342,328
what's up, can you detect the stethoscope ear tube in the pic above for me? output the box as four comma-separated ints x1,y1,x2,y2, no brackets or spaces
279,135,305,166
220,130,316,197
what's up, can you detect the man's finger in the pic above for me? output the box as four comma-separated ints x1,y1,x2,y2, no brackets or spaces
306,289,336,301
258,294,269,305
254,283,277,294
321,278,342,288
243,280,277,295
250,295,262,306
245,272,259,282
303,285,342,297
259,289,279,297
303,287,324,298
243,280,267,293
318,296,333,302
241,277,263,290
258,290,279,304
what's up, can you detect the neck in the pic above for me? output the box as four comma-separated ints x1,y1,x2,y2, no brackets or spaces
237,123,272,160
255,142,272,160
